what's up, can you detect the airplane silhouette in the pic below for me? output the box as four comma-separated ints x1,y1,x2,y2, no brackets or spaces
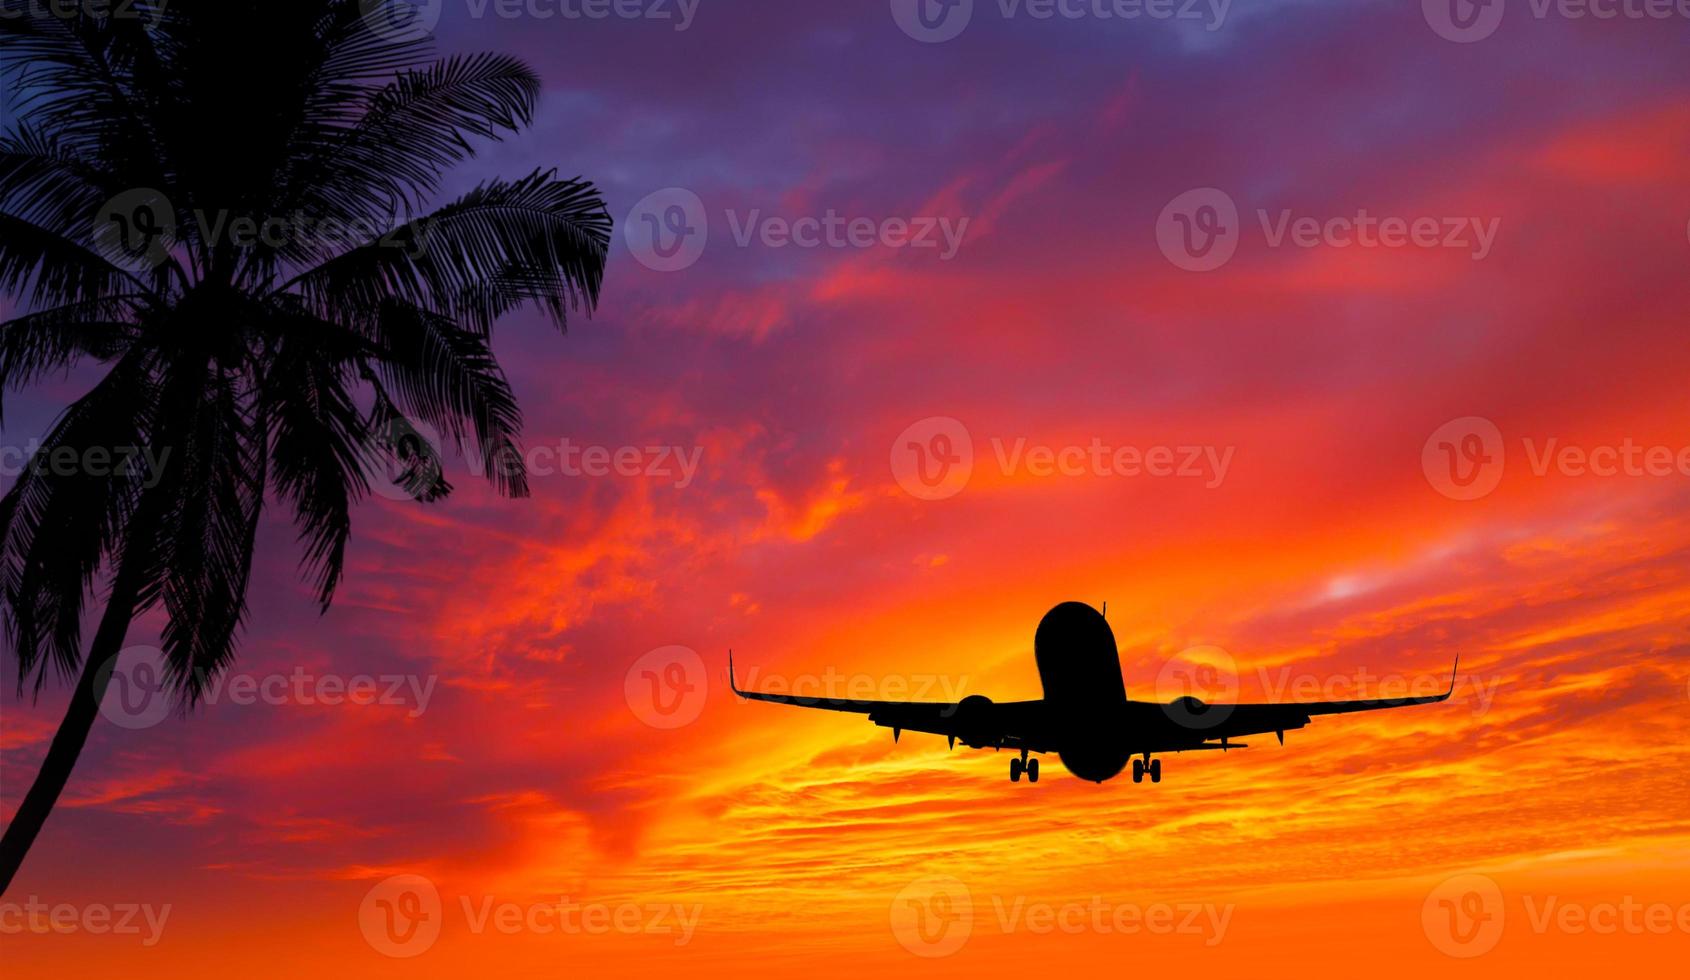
729,600,1458,784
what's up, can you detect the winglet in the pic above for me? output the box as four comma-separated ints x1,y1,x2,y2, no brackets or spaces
1445,654,1460,699
728,650,742,697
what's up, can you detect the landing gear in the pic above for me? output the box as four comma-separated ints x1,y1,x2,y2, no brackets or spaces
1010,758,1023,782
1010,750,1039,783
1132,757,1163,784
1026,758,1039,783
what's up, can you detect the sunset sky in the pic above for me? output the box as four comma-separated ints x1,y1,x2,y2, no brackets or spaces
4,0,1690,975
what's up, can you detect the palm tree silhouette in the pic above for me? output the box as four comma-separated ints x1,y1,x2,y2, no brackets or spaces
0,0,611,893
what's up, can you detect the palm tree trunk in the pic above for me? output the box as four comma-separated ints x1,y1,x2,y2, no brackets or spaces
0,570,142,896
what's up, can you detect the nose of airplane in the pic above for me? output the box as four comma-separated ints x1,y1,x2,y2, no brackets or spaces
1036,600,1107,637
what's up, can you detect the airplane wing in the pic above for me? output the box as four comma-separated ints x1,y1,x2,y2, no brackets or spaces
727,652,1054,752
1163,655,1461,745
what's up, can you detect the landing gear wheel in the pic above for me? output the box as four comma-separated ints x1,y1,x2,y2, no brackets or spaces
1026,758,1040,783
1009,758,1024,782
1131,758,1144,783
1149,759,1162,783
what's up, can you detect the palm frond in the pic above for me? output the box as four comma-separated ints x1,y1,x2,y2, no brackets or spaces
146,376,263,703
0,125,115,237
0,298,139,423
288,169,611,333
0,212,149,309
0,348,155,693
266,330,369,610
277,53,540,246
369,299,527,497
0,2,171,181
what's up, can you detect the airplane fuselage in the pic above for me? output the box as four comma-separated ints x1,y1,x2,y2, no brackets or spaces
1034,600,1135,782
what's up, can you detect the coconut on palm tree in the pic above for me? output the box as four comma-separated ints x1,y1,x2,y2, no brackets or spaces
0,0,612,893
